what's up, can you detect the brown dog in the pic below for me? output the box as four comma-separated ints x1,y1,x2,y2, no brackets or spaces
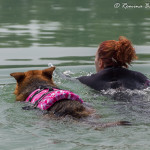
10,67,130,128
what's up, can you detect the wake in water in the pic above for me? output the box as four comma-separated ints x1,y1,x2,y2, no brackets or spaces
50,67,150,124
100,87,150,124
101,87,150,102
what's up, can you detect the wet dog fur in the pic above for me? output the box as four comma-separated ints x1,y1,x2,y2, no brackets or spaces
10,67,131,128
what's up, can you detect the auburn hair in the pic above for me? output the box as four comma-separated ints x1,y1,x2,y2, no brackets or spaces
97,36,137,68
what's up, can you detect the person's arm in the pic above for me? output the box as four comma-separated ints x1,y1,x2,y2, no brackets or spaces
145,79,150,87
77,73,107,91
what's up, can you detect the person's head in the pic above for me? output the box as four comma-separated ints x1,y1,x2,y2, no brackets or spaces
95,36,137,72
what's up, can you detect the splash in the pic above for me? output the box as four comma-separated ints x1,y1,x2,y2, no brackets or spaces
63,70,74,77
101,87,150,102
48,63,54,67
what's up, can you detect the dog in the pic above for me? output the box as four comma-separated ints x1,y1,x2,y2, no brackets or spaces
10,67,130,128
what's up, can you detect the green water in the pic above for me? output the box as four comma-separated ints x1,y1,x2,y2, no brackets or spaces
0,0,150,150
0,0,150,47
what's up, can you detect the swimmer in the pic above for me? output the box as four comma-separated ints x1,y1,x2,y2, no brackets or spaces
78,36,150,91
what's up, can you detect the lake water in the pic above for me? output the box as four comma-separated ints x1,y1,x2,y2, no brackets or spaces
0,0,150,149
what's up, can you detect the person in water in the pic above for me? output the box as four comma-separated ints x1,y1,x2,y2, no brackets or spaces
78,36,150,91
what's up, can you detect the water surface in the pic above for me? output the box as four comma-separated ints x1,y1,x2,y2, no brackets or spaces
0,0,150,150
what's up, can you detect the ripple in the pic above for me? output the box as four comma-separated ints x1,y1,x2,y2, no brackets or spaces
101,88,150,102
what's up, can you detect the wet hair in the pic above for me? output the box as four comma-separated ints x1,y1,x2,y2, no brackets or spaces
97,36,137,68
49,100,90,119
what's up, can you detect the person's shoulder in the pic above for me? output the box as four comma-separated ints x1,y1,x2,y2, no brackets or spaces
125,68,148,81
129,69,147,77
118,67,146,76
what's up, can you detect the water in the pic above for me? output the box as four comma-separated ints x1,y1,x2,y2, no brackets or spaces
0,0,150,149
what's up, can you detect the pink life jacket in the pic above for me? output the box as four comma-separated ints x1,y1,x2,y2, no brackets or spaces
25,88,84,110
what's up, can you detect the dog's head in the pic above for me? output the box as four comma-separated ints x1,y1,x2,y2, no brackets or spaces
10,67,56,101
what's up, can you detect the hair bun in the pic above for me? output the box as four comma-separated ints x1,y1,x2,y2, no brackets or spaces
119,36,127,41
115,36,137,67
98,36,137,68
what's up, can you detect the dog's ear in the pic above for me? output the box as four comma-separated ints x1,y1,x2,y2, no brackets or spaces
42,67,55,78
10,72,25,83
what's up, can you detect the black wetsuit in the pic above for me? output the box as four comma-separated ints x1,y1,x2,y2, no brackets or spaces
78,67,149,91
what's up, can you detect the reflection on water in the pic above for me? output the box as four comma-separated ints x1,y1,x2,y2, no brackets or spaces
0,0,150,47
0,0,150,150
0,46,150,70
